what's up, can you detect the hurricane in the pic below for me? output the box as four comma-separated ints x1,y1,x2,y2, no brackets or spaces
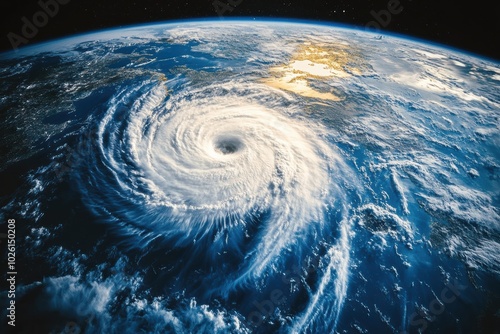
71,77,359,330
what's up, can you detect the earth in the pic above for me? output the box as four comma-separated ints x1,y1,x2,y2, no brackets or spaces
0,20,499,334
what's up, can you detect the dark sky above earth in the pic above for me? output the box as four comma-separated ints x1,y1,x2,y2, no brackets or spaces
0,0,498,60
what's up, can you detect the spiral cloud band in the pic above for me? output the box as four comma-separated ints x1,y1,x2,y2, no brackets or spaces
77,79,353,284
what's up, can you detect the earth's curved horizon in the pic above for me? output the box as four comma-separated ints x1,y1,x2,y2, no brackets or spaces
3,19,499,63
0,19,499,334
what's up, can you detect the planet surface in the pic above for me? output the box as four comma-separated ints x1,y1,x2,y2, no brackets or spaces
0,20,499,333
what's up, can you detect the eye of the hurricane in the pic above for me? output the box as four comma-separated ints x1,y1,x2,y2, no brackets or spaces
214,136,243,155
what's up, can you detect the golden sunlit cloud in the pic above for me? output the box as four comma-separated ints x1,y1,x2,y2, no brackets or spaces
263,42,364,101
